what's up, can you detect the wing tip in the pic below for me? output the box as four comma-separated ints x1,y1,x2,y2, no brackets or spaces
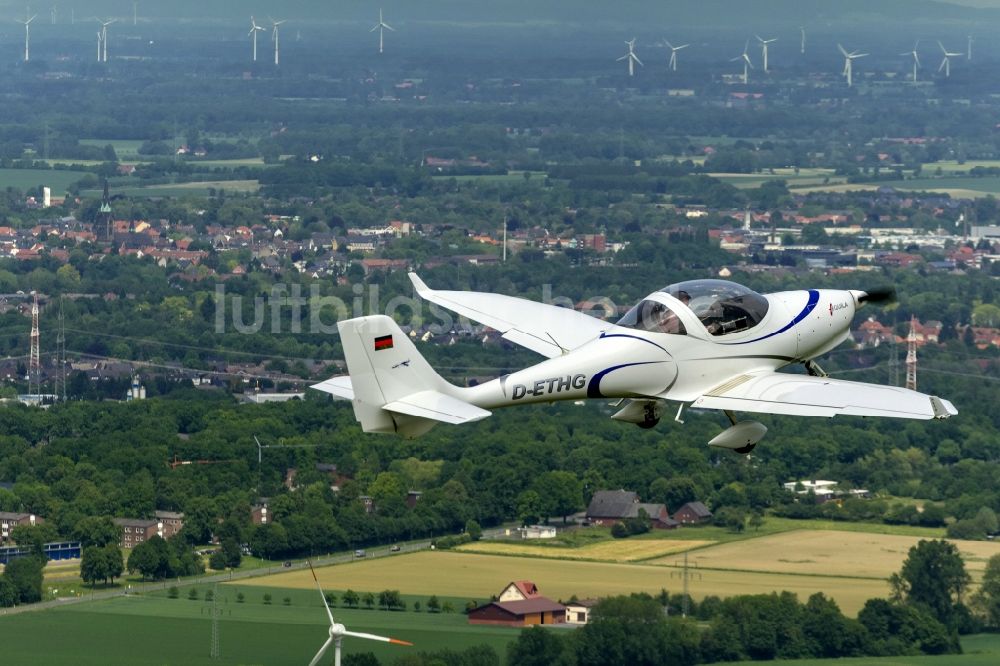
931,396,958,419
408,272,430,296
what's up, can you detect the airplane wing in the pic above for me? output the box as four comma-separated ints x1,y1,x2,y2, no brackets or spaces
408,273,609,358
692,372,957,420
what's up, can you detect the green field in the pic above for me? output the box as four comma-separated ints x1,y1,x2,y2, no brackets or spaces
78,139,146,159
81,180,260,198
0,168,88,193
0,592,516,665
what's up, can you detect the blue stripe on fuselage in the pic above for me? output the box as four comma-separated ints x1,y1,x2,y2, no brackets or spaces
586,361,663,399
722,289,820,345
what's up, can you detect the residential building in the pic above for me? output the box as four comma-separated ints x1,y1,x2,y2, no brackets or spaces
0,512,41,543
467,598,567,627
585,489,674,528
114,518,159,548
154,510,185,539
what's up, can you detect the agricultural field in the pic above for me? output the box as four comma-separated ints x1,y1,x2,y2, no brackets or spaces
0,168,89,194
78,139,146,160
81,180,260,199
456,538,711,562
0,592,515,665
709,168,844,190
246,549,889,616
650,530,1000,583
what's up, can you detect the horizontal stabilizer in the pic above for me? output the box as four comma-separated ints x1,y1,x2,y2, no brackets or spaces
311,376,354,400
384,390,491,425
693,372,957,420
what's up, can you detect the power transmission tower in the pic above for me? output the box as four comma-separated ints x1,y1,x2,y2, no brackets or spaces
210,584,221,659
887,315,899,386
29,292,40,399
905,316,918,391
669,551,701,618
55,297,66,401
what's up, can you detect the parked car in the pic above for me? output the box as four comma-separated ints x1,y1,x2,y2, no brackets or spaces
354,549,366,558
283,560,292,567
390,544,401,552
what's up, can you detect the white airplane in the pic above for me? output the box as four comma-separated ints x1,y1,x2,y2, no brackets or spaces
313,274,956,453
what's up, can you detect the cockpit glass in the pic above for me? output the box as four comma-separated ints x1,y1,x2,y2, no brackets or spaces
660,279,769,336
617,299,687,335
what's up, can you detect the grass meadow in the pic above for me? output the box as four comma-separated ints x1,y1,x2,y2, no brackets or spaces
456,538,712,562
0,592,516,665
0,168,88,193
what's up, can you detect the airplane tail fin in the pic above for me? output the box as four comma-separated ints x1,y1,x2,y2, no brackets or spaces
321,315,490,437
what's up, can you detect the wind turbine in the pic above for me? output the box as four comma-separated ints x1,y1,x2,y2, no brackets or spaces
617,38,642,77
248,16,265,62
20,11,37,63
49,5,56,25
838,44,867,87
270,18,286,65
307,560,412,666
900,42,920,83
370,8,394,55
731,40,753,84
132,1,138,26
967,35,974,61
756,35,777,72
800,26,806,54
96,31,102,62
665,39,688,72
938,41,962,77
98,18,115,62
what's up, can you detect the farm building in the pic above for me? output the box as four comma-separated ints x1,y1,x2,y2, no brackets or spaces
565,598,599,625
467,598,567,627
674,501,713,524
585,489,675,528
518,525,557,539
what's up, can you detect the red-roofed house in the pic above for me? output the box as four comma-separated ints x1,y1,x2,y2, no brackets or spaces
499,580,541,602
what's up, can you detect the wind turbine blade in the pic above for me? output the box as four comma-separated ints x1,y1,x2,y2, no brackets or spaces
307,638,335,666
342,630,413,646
617,54,628,61
634,55,644,66
370,25,378,32
938,41,947,54
939,58,947,72
665,39,673,49
838,43,848,57
677,44,689,50
385,23,395,31
308,560,336,626
914,53,921,67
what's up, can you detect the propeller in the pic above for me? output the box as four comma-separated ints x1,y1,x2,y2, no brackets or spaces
858,286,896,305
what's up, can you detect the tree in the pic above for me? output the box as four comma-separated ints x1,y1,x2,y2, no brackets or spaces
342,589,359,608
532,471,582,523
0,577,18,607
72,516,122,548
426,595,440,613
465,519,483,541
81,546,108,586
508,625,569,666
362,592,375,609
972,554,1000,628
4,557,43,603
515,490,542,526
898,539,970,627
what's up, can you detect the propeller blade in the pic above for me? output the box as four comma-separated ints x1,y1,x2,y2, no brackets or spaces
308,559,336,626
342,630,414,646
859,286,896,305
307,637,335,666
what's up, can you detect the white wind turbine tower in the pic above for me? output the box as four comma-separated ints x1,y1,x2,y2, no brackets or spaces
838,44,867,87
307,561,412,666
938,41,962,77
900,43,920,83
800,26,806,54
665,39,688,72
967,35,973,60
370,8,394,54
617,38,642,77
731,40,753,84
99,18,115,62
20,11,37,63
49,5,56,25
248,16,265,62
756,35,777,72
270,18,286,65
96,31,102,62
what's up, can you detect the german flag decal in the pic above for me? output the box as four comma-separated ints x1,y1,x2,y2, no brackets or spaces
374,334,393,351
